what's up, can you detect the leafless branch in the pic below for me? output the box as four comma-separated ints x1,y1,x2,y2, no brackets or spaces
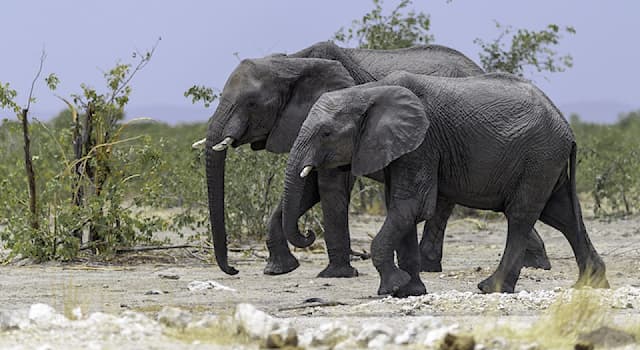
25,50,46,112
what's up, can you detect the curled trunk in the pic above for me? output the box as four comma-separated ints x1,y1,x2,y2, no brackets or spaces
282,144,316,248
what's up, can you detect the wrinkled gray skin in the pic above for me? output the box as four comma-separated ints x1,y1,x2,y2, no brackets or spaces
205,41,549,277
282,71,609,296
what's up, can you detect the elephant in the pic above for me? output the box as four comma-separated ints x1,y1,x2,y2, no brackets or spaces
281,70,609,296
202,40,550,277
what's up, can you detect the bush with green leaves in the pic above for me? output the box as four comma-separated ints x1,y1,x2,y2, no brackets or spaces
572,112,640,217
0,44,183,260
475,22,575,77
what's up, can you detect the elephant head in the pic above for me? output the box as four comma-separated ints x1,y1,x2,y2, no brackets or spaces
282,84,429,247
205,57,355,274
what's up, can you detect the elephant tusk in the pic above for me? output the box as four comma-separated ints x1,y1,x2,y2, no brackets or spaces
300,166,313,178
212,137,234,151
191,138,206,149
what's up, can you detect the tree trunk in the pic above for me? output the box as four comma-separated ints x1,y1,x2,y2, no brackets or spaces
21,108,38,230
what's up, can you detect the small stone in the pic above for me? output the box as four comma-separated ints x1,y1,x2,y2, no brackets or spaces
188,280,236,292
574,342,594,350
144,290,162,295
187,315,220,329
71,307,83,320
234,303,279,340
306,321,352,347
157,306,192,329
439,333,475,350
334,338,360,350
356,323,393,348
102,284,109,289
266,326,298,348
0,311,21,331
158,273,180,280
28,304,67,328
424,325,459,347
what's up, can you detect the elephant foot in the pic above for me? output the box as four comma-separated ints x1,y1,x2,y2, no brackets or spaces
420,256,443,272
572,261,610,289
522,248,552,270
393,278,427,298
477,276,516,294
377,268,411,296
317,263,359,278
263,250,300,275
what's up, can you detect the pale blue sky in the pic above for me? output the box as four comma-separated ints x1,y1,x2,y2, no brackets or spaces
1,1,638,123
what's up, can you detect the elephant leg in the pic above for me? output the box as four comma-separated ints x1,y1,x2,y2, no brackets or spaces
419,197,550,272
264,172,320,275
371,213,417,295
477,211,538,293
316,168,358,278
538,182,608,289
396,223,426,297
419,197,455,272
522,227,552,270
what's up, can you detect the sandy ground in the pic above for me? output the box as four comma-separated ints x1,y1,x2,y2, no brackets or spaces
1,214,640,348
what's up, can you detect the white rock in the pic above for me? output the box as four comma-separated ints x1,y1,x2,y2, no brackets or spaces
304,321,352,347
394,316,441,344
71,307,83,320
266,326,298,348
423,324,459,347
356,323,393,348
234,304,297,348
333,337,360,350
368,334,392,349
187,314,220,329
28,304,68,328
188,280,236,292
0,310,23,331
157,307,192,329
235,303,279,339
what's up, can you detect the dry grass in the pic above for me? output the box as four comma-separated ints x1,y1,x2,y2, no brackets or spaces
479,289,610,349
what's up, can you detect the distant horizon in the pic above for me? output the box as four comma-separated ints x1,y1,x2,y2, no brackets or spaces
18,99,637,127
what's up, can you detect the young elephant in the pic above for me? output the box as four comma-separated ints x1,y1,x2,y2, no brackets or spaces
282,71,609,296
200,41,550,278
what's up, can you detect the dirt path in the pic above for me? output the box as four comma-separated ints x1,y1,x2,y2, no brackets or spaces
1,215,640,348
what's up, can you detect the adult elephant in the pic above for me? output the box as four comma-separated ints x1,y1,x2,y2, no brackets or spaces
281,71,609,295
203,41,550,277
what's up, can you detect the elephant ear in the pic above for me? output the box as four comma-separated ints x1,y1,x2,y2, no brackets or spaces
352,86,429,176
265,58,355,153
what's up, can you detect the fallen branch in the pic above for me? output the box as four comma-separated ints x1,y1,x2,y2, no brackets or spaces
115,244,201,254
278,299,346,312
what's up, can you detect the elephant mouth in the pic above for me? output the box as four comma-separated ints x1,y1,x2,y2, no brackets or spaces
232,130,269,148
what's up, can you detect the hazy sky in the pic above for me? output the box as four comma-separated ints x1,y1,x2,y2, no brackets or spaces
1,1,638,123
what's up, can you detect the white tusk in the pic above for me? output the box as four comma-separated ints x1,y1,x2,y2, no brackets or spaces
212,137,234,151
300,166,313,178
191,138,206,149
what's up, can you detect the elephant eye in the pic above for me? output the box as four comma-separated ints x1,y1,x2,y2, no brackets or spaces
322,131,331,137
247,101,258,109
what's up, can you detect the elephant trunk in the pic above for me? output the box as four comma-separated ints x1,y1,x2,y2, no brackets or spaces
282,139,316,248
205,100,245,275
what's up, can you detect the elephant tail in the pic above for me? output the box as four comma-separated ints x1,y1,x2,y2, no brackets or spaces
569,142,585,233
